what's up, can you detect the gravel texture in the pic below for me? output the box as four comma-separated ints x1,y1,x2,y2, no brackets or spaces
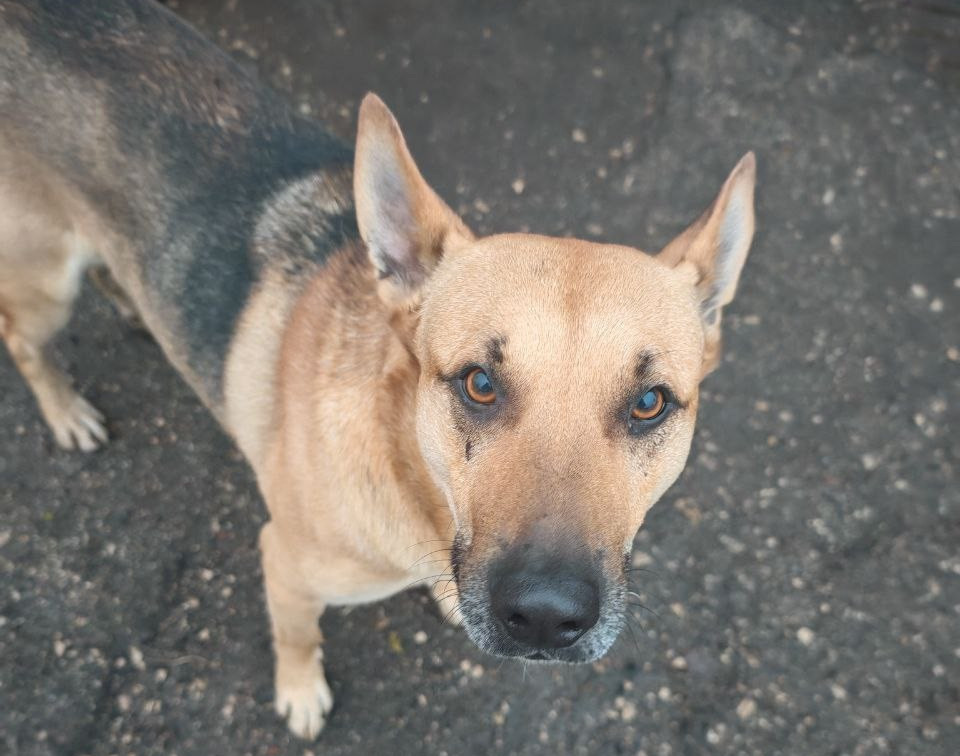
1,1,958,754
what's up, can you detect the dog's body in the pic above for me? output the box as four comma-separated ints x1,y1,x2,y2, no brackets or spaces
1,0,757,740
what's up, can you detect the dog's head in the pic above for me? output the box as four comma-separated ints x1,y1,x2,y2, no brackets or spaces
354,94,756,662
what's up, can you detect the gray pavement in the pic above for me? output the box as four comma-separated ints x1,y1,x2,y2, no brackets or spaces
1,1,958,754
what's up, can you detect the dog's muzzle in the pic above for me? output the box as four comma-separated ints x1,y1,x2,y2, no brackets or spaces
452,536,626,663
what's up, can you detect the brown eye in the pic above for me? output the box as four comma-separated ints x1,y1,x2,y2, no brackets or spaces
631,388,666,421
463,368,496,405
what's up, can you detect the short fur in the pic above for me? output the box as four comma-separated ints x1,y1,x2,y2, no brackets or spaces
0,0,757,740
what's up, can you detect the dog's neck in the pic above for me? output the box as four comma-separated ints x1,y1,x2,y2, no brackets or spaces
260,241,453,564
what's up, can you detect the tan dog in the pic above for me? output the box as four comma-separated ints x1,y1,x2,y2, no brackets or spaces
0,0,756,739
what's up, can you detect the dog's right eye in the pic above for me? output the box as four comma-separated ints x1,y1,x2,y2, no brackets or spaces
462,368,497,405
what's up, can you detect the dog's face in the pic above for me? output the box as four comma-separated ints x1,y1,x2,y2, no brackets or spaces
354,94,755,662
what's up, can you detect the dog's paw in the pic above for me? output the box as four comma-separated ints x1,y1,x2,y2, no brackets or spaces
274,653,334,740
47,394,108,452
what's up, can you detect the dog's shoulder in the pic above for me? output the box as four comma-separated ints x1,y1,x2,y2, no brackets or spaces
1,0,361,407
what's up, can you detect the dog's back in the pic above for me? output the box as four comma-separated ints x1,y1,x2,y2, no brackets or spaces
0,0,356,414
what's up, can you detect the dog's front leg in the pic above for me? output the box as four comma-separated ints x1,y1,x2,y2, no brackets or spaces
259,522,333,740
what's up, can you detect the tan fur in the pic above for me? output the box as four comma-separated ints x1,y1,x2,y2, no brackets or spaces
1,87,755,739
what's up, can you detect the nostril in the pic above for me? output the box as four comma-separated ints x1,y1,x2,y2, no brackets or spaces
491,568,600,649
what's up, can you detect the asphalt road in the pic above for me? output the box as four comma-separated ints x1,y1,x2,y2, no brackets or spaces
1,1,958,754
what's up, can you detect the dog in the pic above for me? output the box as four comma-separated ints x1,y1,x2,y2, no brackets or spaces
0,0,756,740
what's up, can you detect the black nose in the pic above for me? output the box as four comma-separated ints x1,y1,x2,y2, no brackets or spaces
491,572,600,649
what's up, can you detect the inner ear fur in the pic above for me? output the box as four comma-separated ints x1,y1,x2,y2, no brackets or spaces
659,152,757,373
354,93,474,310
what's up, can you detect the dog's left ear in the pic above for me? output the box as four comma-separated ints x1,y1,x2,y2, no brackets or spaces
354,93,474,305
658,153,756,373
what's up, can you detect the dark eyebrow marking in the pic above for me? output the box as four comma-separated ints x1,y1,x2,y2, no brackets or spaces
486,335,506,365
633,349,688,409
634,350,657,387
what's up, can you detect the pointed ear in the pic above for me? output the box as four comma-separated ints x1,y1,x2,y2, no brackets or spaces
659,152,756,373
354,93,474,300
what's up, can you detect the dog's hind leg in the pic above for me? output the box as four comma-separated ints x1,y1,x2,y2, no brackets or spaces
0,191,108,451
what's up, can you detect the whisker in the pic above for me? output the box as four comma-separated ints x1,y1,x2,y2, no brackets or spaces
624,566,661,578
627,599,661,621
396,571,453,595
440,598,462,626
407,547,454,572
403,538,454,552
624,617,643,657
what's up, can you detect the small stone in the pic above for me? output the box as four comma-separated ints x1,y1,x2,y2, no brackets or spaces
948,347,959,362
129,646,146,671
511,178,525,195
413,630,428,645
670,656,687,670
53,639,67,658
930,298,943,312
830,683,847,700
910,283,928,299
117,694,132,712
822,187,835,205
736,697,757,719
797,627,815,646
201,568,215,582
632,551,653,567
860,453,880,471
719,535,745,554
657,686,672,702
571,128,587,143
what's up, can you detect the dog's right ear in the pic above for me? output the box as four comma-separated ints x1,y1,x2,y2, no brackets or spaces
354,93,474,305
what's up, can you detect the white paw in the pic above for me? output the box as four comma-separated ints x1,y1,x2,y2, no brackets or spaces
275,666,333,740
48,394,108,452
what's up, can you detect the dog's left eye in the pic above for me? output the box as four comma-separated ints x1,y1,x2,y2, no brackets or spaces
462,367,497,405
628,387,671,430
